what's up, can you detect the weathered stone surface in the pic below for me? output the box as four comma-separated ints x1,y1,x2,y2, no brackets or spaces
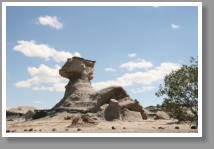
121,109,142,121
155,111,170,120
59,57,95,80
50,57,147,121
104,99,120,121
119,99,147,120
144,106,171,120
53,57,97,112
96,86,130,108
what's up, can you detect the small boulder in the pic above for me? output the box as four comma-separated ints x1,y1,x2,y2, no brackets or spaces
119,99,147,120
6,130,10,133
174,126,180,129
191,126,197,129
29,128,33,131
112,126,116,130
104,99,120,121
121,109,142,121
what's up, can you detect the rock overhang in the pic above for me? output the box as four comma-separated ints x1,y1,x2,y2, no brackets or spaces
59,57,96,80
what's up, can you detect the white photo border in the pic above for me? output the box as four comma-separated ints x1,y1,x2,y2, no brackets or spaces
1,2,202,137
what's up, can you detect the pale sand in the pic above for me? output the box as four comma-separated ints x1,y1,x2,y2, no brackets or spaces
6,112,197,133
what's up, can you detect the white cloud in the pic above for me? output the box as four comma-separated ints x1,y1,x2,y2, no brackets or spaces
128,53,136,57
37,16,63,30
15,64,67,92
153,6,160,8
13,40,80,62
131,86,155,94
105,68,116,72
171,24,180,29
92,62,180,90
120,59,153,71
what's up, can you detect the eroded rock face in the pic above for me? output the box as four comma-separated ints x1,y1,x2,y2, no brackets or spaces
121,109,142,121
95,86,130,108
53,57,97,112
104,99,120,121
59,57,95,80
52,57,147,121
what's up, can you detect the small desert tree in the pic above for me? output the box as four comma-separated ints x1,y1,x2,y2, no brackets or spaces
156,57,198,124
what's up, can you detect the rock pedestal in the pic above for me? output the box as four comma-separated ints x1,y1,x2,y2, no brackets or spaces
53,57,97,112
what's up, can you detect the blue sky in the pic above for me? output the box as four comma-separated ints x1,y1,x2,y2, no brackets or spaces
6,6,198,109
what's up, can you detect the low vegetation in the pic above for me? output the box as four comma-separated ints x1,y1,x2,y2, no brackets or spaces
156,57,198,126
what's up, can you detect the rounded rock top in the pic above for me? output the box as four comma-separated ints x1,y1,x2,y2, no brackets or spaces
59,57,96,80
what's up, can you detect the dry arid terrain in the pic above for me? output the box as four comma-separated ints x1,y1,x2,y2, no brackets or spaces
6,57,198,134
6,107,197,133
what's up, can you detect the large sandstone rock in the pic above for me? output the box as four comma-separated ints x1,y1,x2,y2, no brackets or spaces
104,99,120,121
53,57,97,112
95,86,130,108
50,57,147,121
119,99,147,120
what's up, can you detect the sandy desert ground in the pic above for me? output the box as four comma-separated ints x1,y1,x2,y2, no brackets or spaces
6,112,197,133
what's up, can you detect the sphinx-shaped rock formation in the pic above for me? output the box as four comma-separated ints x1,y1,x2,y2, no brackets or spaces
53,57,97,112
52,57,147,120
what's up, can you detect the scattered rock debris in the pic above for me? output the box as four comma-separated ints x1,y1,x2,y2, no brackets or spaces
112,126,116,130
175,126,180,129
191,126,197,129
28,128,33,131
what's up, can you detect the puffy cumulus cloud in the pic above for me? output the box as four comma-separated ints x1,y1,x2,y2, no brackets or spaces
120,59,153,71
37,16,63,29
92,62,180,90
104,68,116,72
128,53,136,57
15,64,67,92
171,24,180,29
13,40,80,62
130,86,155,94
